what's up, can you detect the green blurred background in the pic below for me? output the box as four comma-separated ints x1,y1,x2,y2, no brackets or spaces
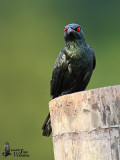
0,0,120,159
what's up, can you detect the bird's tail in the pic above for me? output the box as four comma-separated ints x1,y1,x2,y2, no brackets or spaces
41,113,52,137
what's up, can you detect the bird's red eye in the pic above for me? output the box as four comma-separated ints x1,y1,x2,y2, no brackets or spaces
64,29,67,32
77,27,80,32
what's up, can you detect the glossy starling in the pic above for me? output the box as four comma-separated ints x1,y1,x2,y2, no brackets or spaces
42,23,96,137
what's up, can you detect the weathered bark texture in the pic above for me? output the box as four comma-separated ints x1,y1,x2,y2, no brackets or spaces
49,85,120,160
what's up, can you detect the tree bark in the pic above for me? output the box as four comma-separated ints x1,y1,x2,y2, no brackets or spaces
49,85,120,160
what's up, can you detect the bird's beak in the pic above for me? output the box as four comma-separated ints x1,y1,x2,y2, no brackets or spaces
67,28,74,34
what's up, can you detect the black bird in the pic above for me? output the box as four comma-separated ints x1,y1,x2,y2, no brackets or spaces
42,23,96,137
2,142,11,157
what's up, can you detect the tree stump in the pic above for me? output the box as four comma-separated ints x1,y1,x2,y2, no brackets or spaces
49,85,120,160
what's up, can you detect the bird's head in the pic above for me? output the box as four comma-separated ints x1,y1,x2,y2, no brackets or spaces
64,23,85,44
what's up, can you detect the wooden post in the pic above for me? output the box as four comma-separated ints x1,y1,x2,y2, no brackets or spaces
49,85,120,160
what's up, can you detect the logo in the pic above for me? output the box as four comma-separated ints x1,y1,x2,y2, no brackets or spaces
2,142,30,158
2,142,11,157
11,149,30,157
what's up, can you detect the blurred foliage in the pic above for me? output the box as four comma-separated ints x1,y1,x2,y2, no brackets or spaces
0,0,120,159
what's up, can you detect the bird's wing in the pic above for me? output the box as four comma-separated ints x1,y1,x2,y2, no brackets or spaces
50,50,68,98
82,46,96,88
93,52,96,70
87,44,96,70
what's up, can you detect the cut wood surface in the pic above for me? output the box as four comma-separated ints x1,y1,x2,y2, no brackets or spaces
49,85,120,160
